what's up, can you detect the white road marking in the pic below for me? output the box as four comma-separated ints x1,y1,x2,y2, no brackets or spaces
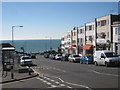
43,80,47,83
65,82,92,90
37,78,44,81
60,84,65,86
50,80,55,82
51,85,57,88
33,67,91,89
46,82,52,85
55,82,60,84
91,70,119,77
67,86,72,88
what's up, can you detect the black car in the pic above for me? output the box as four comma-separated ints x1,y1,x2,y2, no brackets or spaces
30,54,36,59
62,54,71,61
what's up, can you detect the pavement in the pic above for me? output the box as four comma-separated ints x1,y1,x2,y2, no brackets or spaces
0,64,39,84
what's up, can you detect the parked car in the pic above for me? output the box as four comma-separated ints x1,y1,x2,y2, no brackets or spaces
20,56,33,66
94,50,120,67
62,54,71,61
80,55,94,64
68,54,81,63
44,53,49,58
49,54,56,60
30,54,36,59
55,54,62,60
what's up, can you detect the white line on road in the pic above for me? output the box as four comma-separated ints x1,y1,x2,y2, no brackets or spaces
46,82,52,85
50,80,55,82
50,75,91,90
90,70,119,77
55,82,60,84
65,82,92,90
67,86,72,88
51,85,57,88
60,84,65,86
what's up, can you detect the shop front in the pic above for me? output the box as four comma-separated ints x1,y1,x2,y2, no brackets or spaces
82,45,93,55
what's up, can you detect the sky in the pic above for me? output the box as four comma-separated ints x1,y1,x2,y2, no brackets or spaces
1,1,119,40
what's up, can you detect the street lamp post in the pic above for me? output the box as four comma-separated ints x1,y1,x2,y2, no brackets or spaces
11,25,23,79
12,26,23,45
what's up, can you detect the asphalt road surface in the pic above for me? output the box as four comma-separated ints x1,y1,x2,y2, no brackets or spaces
2,54,120,90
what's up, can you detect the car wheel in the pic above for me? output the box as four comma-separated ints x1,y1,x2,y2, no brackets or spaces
95,61,98,66
105,62,109,67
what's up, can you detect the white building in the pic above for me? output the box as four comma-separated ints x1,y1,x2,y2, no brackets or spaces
82,22,95,54
112,21,120,55
77,26,85,55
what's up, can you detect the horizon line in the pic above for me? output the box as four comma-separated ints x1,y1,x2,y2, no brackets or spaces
0,38,61,41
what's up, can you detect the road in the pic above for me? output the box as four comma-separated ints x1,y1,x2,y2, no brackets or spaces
2,54,120,90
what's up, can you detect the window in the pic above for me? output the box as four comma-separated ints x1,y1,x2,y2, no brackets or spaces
89,36,93,41
80,38,83,43
80,29,83,33
115,28,118,35
101,20,106,26
107,32,109,38
89,25,92,30
74,32,76,36
115,28,120,35
118,28,120,35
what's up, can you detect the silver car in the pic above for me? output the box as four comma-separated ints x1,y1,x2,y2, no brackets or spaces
68,54,81,63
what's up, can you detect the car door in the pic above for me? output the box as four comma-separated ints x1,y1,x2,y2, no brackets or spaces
96,52,102,65
100,53,106,65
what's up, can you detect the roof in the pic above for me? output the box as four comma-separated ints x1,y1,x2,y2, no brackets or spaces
1,43,15,51
1,43,14,48
82,45,93,50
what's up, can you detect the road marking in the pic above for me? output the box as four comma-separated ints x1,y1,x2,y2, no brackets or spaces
65,82,92,90
55,82,60,84
50,80,55,82
91,70,119,77
42,80,47,83
60,84,65,86
32,66,91,89
58,77,65,83
46,82,52,85
67,86,72,88
51,85,57,87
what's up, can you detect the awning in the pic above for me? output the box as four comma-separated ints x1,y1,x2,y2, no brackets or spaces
82,45,93,50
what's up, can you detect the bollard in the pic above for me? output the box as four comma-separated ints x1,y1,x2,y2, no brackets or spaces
28,66,31,75
11,65,14,79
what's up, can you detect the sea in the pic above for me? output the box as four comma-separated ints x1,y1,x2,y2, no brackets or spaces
1,39,61,53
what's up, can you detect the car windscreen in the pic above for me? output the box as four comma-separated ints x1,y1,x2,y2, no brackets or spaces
22,57,30,59
73,55,80,57
58,55,62,56
105,52,118,57
86,55,93,58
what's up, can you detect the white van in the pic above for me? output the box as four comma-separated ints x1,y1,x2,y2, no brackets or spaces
94,50,120,67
